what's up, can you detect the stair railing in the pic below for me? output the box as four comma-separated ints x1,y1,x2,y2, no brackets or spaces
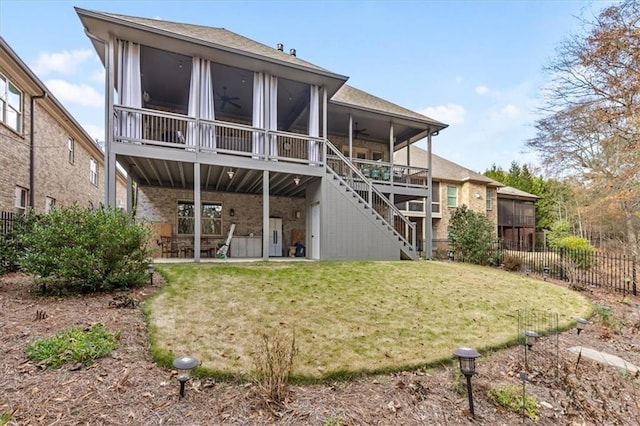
325,142,416,251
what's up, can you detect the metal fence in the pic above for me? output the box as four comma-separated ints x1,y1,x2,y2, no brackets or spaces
448,241,638,296
1,211,14,236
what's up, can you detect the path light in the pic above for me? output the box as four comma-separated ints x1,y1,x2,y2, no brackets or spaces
523,330,539,349
575,317,588,335
453,347,480,417
542,266,550,281
147,262,155,285
172,355,199,398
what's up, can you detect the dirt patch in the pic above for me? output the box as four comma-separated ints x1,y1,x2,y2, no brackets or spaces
1,272,639,425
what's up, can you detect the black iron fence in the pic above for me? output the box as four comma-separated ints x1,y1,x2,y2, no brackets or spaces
447,241,637,296
1,211,14,236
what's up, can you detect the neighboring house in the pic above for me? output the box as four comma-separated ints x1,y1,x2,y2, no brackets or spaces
394,145,538,257
77,9,448,261
0,36,126,233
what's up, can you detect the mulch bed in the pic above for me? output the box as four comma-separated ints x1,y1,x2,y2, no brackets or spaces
1,271,639,425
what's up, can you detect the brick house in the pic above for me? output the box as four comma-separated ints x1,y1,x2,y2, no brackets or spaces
394,145,538,257
0,36,125,228
77,9,448,260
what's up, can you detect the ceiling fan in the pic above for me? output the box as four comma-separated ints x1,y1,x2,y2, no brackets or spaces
353,122,369,138
216,86,241,109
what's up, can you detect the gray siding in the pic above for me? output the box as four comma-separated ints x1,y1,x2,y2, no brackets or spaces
318,176,400,260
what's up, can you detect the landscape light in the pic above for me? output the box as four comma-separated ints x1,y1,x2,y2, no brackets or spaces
576,317,588,335
148,262,155,285
453,347,481,417
172,355,199,398
523,330,539,349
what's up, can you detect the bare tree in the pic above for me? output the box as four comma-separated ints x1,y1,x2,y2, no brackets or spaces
528,0,640,257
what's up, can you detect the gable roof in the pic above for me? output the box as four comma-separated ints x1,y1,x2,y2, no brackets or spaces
332,85,447,129
497,186,539,199
394,145,500,185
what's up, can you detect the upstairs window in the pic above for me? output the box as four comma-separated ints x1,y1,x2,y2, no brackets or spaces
447,186,458,207
45,196,56,213
0,72,23,133
89,158,98,186
486,189,493,210
68,137,75,164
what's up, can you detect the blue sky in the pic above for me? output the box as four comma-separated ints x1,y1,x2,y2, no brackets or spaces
0,0,612,173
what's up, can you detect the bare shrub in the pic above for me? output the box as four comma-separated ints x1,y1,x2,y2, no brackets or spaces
251,327,298,405
502,254,523,271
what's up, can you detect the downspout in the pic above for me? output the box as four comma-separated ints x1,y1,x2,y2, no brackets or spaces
30,92,48,209
426,129,434,259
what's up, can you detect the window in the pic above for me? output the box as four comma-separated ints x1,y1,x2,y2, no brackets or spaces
371,151,384,161
14,186,28,215
432,181,440,213
45,197,56,213
68,137,75,164
486,189,493,210
0,72,23,133
177,201,223,235
408,201,424,212
89,158,98,185
446,186,458,207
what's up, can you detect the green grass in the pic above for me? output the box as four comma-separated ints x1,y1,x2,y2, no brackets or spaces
490,385,540,422
148,261,592,381
25,323,119,368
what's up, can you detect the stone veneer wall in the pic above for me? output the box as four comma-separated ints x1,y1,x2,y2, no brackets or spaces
137,185,306,249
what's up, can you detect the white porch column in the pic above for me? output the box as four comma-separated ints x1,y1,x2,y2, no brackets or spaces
426,131,433,259
322,87,328,139
262,170,270,260
105,37,116,207
194,163,201,262
348,114,353,160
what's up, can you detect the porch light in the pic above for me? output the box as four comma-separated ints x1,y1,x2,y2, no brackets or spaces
576,317,588,334
453,347,480,417
227,169,235,179
293,176,300,186
172,355,199,398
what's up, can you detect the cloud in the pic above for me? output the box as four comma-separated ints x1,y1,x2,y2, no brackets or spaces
45,79,103,107
475,85,490,95
33,49,94,75
90,68,105,84
496,104,520,119
82,124,105,142
417,104,466,125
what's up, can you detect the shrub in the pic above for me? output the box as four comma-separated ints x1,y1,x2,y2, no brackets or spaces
489,385,539,422
555,236,595,269
19,206,151,293
25,323,119,368
0,212,38,275
503,254,523,271
447,205,496,265
251,327,298,405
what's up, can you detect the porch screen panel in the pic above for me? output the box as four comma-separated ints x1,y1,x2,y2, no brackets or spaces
116,40,142,140
252,72,264,158
267,74,278,159
187,57,217,149
308,85,320,164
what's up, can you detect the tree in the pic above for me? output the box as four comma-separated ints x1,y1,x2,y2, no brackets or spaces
447,205,496,265
528,1,640,257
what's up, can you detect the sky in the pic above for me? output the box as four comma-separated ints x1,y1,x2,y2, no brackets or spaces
0,0,614,174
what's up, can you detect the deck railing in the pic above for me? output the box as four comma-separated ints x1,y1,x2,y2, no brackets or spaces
113,105,324,165
350,159,428,187
326,143,416,251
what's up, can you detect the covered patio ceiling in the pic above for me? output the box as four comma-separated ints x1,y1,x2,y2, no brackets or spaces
121,155,311,197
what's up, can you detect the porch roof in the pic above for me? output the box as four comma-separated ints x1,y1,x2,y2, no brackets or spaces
76,8,349,98
331,85,448,130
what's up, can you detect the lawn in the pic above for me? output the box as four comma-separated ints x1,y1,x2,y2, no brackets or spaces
148,261,592,380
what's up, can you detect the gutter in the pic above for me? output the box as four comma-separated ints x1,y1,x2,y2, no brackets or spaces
29,93,47,208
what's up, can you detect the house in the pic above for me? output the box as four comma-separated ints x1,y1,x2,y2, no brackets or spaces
77,9,448,261
394,145,538,257
0,36,126,233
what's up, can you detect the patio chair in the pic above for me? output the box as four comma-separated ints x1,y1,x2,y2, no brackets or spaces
216,223,236,258
157,236,179,258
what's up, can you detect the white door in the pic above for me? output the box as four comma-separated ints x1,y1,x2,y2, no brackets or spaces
311,203,320,259
269,218,282,256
